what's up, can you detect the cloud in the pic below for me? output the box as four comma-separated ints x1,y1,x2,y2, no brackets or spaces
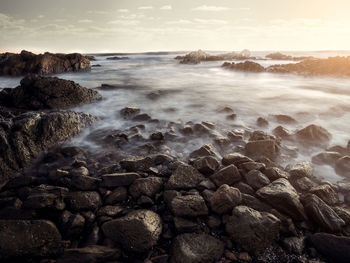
118,9,129,13
166,19,193,25
138,6,154,10
192,5,230,11
160,5,172,10
194,19,228,25
78,19,93,23
87,10,108,15
108,20,140,26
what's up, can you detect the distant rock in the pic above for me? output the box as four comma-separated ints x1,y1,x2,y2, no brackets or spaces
0,50,91,76
266,52,314,61
179,49,254,64
106,56,129,60
0,75,101,110
222,61,265,73
296,124,332,146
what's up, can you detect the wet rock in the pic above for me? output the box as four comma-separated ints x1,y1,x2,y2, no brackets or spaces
23,192,65,210
263,167,290,181
67,191,102,211
59,210,85,239
227,131,244,142
166,163,205,190
174,217,199,232
56,245,121,263
222,61,265,73
0,220,63,260
225,206,281,254
226,113,237,120
245,140,280,159
97,205,123,217
312,151,342,166
302,194,345,232
179,50,210,64
103,187,127,205
120,156,154,172
150,131,164,140
309,184,339,205
222,152,253,166
171,195,208,217
4,175,38,189
256,178,306,220
132,113,151,121
198,179,216,190
233,182,255,195
207,215,222,229
241,193,273,212
0,50,90,76
120,106,140,119
0,75,101,110
308,233,350,263
271,114,297,124
257,117,268,127
71,175,101,190
292,176,314,192
101,209,162,252
286,161,313,179
101,173,138,187
282,237,305,255
244,170,270,190
193,156,220,175
171,233,224,263
210,164,241,187
296,124,331,146
210,184,242,214
189,144,218,159
335,156,350,178
273,126,292,138
129,177,163,198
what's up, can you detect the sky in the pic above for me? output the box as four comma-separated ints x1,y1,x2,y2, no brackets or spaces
1,0,350,53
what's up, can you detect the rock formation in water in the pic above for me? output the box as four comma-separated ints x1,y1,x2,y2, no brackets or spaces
266,52,314,61
0,50,91,76
222,61,266,73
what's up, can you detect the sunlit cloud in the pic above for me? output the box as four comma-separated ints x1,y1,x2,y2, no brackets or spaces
192,5,231,11
160,5,172,10
108,20,140,26
166,19,193,25
138,6,154,10
194,18,228,25
118,9,129,13
78,19,93,23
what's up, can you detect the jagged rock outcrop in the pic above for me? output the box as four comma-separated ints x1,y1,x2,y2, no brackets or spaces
0,50,91,76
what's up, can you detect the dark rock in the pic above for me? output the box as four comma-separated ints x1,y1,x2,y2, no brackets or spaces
193,156,220,175
104,187,128,205
59,210,85,239
101,173,138,187
243,170,270,190
129,177,163,198
189,144,218,159
225,206,280,254
282,236,305,255
286,161,313,179
150,132,164,140
240,161,266,172
309,184,339,205
171,233,224,263
198,179,216,190
227,131,244,142
120,156,154,172
302,194,345,232
245,140,280,159
107,56,129,60
222,61,265,73
222,152,253,166
263,167,290,181
295,124,331,146
56,245,121,263
71,175,101,190
210,184,242,214
23,192,65,210
67,191,102,211
257,117,268,127
335,156,350,178
174,217,199,232
0,75,101,110
166,163,205,190
256,178,306,220
154,154,174,165
96,205,123,217
132,113,151,121
101,209,162,252
0,50,90,76
4,175,38,189
233,182,255,195
0,220,64,260
292,176,314,192
241,193,273,212
226,113,237,120
271,114,297,124
120,106,140,119
273,126,292,138
333,206,350,224
309,233,350,263
171,195,208,217
210,164,241,187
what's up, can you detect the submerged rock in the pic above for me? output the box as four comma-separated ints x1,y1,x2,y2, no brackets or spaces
335,156,350,178
295,124,332,146
0,50,91,76
222,61,265,73
0,75,101,110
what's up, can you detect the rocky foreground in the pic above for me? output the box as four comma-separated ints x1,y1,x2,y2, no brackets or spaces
0,50,91,76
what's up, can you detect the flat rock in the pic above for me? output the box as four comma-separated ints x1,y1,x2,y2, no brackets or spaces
101,173,138,187
120,156,154,172
312,151,342,166
171,195,208,217
171,233,224,263
67,191,102,211
101,209,162,252
0,220,63,260
256,178,306,220
210,184,242,214
225,206,281,254
222,153,253,166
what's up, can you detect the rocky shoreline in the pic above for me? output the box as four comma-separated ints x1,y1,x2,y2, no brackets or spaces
1,51,350,263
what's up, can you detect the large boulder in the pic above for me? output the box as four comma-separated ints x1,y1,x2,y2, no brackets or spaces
308,233,350,263
302,194,345,232
0,75,101,110
0,110,96,181
225,206,281,254
0,220,64,260
101,210,162,252
171,233,224,263
256,178,306,220
0,50,91,76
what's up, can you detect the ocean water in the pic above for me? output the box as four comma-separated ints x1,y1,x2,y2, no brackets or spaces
1,51,350,183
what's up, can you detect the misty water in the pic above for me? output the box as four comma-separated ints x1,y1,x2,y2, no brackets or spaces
1,51,350,183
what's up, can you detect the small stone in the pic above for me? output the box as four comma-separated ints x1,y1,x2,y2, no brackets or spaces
222,153,253,166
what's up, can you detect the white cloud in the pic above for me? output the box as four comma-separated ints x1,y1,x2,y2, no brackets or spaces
118,9,129,13
78,19,93,23
87,10,108,15
160,5,172,10
192,5,230,11
194,19,228,25
138,6,154,10
38,15,45,19
166,19,193,25
108,20,140,26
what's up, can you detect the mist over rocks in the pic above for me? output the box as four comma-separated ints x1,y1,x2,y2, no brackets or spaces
0,50,91,76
